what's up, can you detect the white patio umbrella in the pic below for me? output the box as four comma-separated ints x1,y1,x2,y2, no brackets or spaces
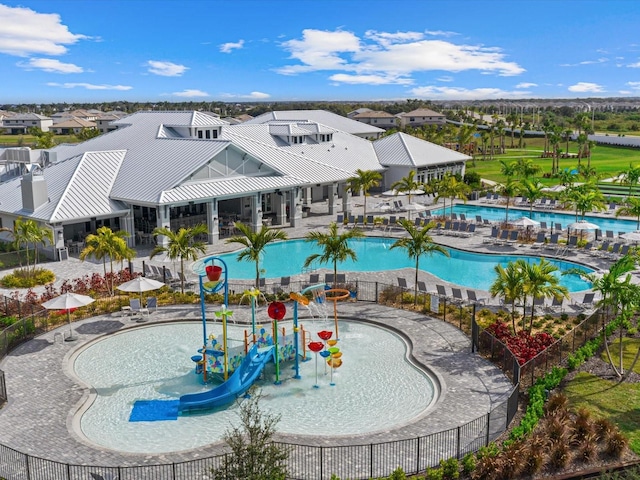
620,231,640,243
382,188,425,197
513,216,540,228
42,292,95,342
117,277,165,304
541,185,567,193
568,220,600,239
404,202,427,219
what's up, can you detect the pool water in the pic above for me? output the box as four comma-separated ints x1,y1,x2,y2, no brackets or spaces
215,238,593,292
433,204,638,234
73,321,436,454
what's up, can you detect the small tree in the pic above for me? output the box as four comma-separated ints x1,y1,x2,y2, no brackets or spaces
346,169,382,220
212,389,289,480
81,226,132,295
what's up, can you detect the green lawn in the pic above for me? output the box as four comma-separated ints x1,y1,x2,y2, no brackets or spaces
0,134,77,147
467,139,640,185
564,372,640,454
601,337,640,375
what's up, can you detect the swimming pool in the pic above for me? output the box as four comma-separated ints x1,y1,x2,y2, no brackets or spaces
73,321,436,453
432,204,637,234
215,238,593,292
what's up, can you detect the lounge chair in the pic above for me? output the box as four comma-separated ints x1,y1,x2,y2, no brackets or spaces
547,296,564,313
336,273,346,284
309,273,320,284
146,296,157,312
466,289,486,305
397,277,408,289
325,273,335,285
531,232,546,249
573,292,596,310
533,296,545,315
417,281,427,293
436,284,448,298
451,288,464,304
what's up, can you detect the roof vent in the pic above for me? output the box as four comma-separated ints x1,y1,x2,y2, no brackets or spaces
21,168,48,213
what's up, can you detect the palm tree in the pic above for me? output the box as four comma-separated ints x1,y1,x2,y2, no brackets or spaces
616,197,640,229
497,178,520,224
346,169,382,220
515,158,541,179
434,173,471,218
564,183,606,221
391,170,421,204
150,223,208,293
489,262,524,333
226,223,288,289
303,222,363,288
391,219,449,305
9,217,54,276
521,259,568,330
81,226,132,295
520,179,545,218
616,163,640,198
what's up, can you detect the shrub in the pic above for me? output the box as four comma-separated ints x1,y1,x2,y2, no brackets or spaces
579,432,598,462
595,417,616,441
549,440,570,469
461,453,476,475
0,316,19,327
545,393,568,415
440,458,459,480
1,268,55,288
425,467,444,480
520,436,546,476
604,431,629,458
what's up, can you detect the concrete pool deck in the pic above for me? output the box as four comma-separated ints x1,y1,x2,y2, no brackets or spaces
0,302,513,467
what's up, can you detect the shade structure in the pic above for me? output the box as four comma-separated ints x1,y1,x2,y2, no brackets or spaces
541,185,567,193
404,202,427,219
568,220,599,231
117,277,165,304
42,293,95,342
620,231,640,243
513,216,540,228
382,188,425,197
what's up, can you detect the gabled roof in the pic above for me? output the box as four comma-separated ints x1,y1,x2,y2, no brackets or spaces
245,109,384,135
353,111,395,119
373,132,470,167
52,117,96,128
400,108,445,118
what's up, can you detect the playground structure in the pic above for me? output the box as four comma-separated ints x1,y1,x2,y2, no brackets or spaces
131,256,352,417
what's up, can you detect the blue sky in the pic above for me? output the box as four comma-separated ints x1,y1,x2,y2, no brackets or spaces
2,0,640,104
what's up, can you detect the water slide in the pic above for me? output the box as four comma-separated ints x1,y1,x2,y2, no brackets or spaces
178,344,274,413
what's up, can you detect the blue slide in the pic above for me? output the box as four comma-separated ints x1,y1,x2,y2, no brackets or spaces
178,344,274,413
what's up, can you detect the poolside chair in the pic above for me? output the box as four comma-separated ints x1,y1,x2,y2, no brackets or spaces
417,281,427,293
495,229,509,245
325,273,335,285
539,221,548,231
483,227,499,244
146,296,157,312
475,215,483,224
466,289,486,305
259,277,266,289
506,230,519,245
532,296,545,315
356,215,364,227
460,213,467,221
567,236,578,248
607,243,622,259
573,292,596,311
554,223,563,233
275,276,291,294
547,296,564,313
482,192,492,203
397,277,408,289
366,215,374,228
451,288,464,305
143,262,155,278
149,264,162,278
336,273,346,285
606,230,615,240
451,213,458,221
619,244,630,257
309,273,320,284
336,214,344,225
436,284,448,298
596,241,611,257
544,233,560,251
531,232,546,249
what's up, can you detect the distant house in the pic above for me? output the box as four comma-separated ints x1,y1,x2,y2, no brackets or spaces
51,109,99,124
51,117,97,135
96,112,126,134
347,107,373,118
398,108,446,128
352,111,397,130
2,113,53,134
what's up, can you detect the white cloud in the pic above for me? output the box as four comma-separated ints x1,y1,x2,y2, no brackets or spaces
220,40,245,53
329,73,413,85
409,85,531,100
568,82,604,93
276,28,524,85
424,30,459,37
579,57,609,65
437,75,454,82
46,82,132,90
244,91,270,99
0,4,89,57
146,60,188,77
619,90,633,95
628,61,640,68
19,57,83,73
515,82,538,88
172,89,209,97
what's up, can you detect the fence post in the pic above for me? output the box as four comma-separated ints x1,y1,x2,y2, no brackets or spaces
320,446,323,480
173,462,177,479
375,282,378,303
66,461,71,479
416,436,421,474
370,443,374,479
485,412,491,446
25,454,31,480
456,426,461,459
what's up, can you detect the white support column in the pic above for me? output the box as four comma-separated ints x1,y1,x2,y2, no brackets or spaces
250,193,262,231
156,204,171,247
341,183,352,218
274,191,287,225
303,187,312,207
121,209,136,248
290,187,303,227
206,199,219,244
327,183,338,215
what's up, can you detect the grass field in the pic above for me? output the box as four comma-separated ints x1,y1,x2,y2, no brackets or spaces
0,134,77,148
467,138,640,185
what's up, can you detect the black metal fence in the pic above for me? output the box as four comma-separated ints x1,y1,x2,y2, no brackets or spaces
2,276,607,480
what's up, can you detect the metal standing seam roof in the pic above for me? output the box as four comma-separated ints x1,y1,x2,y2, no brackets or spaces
244,110,385,135
373,132,471,167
